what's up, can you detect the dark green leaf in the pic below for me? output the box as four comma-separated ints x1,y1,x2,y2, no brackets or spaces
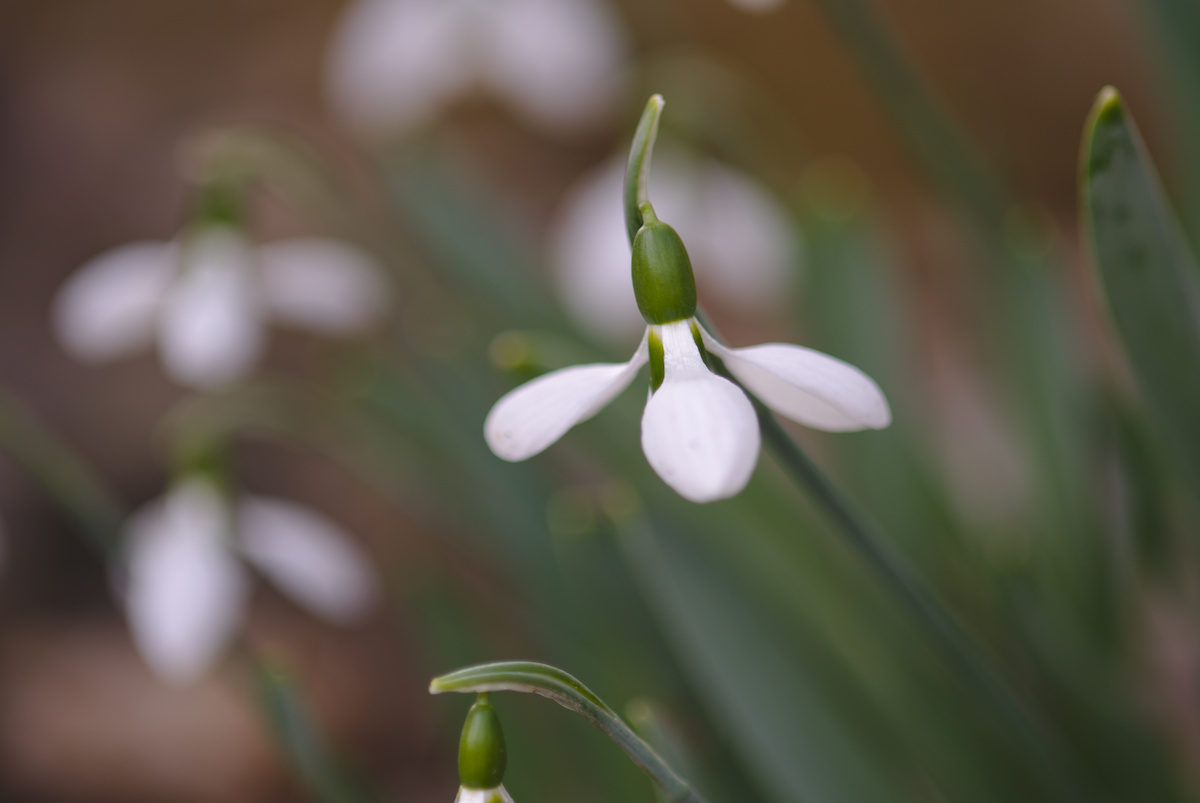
1081,87,1200,500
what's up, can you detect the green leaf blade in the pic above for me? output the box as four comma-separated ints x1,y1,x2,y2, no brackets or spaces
1082,86,1200,496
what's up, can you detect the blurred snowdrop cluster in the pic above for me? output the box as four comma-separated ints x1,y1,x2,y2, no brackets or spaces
53,227,387,390
325,0,628,137
122,477,381,685
550,153,799,345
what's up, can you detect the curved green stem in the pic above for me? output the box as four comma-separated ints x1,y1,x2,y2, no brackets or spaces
431,661,708,803
625,95,666,245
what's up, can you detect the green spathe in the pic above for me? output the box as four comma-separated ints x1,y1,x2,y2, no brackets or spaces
631,205,697,325
458,694,507,789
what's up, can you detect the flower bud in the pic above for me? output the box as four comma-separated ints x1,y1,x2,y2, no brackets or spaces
631,204,697,325
458,694,507,790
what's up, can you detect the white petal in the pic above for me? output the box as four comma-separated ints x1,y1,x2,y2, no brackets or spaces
325,0,474,135
52,242,174,363
159,227,263,389
481,0,626,131
257,238,388,333
485,334,648,461
237,497,379,625
123,479,247,685
641,321,759,503
456,785,516,803
701,328,891,431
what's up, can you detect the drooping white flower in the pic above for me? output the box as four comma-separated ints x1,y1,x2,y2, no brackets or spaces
325,0,627,137
122,477,381,685
486,207,888,504
53,228,387,390
456,786,516,803
551,154,798,345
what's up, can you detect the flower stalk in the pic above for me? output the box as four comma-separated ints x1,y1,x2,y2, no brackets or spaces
431,661,709,803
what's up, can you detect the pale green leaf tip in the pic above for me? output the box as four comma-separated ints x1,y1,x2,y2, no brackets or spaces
1081,85,1127,180
1089,85,1125,129
1096,85,1122,112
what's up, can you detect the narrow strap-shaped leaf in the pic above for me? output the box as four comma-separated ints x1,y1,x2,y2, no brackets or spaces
0,387,123,554
431,661,706,803
255,657,373,803
1081,87,1200,497
625,95,665,245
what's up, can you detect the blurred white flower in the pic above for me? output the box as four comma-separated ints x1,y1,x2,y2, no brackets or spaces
456,785,516,803
53,228,387,390
325,0,627,136
122,477,381,685
726,0,787,12
550,154,799,345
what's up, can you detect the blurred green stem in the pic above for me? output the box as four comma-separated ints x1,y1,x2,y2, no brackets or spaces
0,387,123,553
695,312,1084,801
810,0,1005,232
432,661,709,803
253,652,371,803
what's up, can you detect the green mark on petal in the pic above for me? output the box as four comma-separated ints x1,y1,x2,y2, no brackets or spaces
649,329,665,392
689,321,712,370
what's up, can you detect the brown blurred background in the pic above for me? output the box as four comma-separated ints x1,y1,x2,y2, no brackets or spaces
0,0,1179,800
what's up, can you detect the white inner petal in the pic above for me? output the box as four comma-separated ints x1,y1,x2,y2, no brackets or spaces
641,321,760,503
325,0,475,135
701,327,891,431
456,785,516,803
52,241,175,363
257,238,388,333
159,228,263,390
237,496,379,625
123,479,247,686
485,333,649,461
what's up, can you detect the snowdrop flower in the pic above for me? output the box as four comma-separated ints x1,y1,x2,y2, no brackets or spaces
53,227,387,390
455,695,515,803
487,203,890,503
551,153,798,345
325,0,627,137
122,477,381,685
